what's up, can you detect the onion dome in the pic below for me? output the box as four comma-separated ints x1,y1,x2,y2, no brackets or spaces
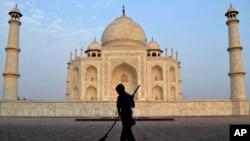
147,38,161,50
87,39,101,50
9,5,22,17
101,6,147,47
225,4,238,16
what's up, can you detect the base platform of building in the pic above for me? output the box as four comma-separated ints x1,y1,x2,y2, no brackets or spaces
75,116,175,121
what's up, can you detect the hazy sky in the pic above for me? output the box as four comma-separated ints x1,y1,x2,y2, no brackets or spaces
0,0,249,101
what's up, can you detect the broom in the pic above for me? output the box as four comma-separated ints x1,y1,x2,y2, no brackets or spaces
98,85,140,141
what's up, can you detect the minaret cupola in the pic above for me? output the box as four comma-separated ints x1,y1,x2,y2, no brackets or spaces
9,4,22,21
85,38,102,57
147,37,163,57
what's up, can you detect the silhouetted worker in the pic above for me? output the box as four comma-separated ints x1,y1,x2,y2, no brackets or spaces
116,84,136,141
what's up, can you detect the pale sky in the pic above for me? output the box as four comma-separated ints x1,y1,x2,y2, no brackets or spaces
0,0,249,101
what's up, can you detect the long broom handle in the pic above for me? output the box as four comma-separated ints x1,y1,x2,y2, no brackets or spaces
104,116,120,137
132,85,140,97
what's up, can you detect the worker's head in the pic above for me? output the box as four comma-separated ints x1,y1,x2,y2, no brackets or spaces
116,84,125,94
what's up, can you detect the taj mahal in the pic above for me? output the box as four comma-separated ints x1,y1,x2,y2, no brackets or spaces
66,7,182,102
0,5,249,117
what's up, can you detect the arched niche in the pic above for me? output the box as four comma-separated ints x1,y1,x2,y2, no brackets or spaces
151,65,163,81
86,66,97,81
85,86,97,101
111,63,138,101
152,85,163,101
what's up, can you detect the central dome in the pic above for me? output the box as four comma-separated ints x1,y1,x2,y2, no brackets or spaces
101,14,147,47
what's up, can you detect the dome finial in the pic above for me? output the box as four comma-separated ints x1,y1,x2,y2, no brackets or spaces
122,5,125,15
230,3,232,8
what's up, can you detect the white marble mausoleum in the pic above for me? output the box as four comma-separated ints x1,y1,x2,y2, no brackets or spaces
0,5,249,117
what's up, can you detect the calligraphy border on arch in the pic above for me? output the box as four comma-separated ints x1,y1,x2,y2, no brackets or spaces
109,58,139,71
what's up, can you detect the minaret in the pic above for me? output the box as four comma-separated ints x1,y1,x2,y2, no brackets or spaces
225,5,246,100
2,6,22,101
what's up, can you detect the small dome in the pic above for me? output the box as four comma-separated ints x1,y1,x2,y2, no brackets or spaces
9,6,22,16
147,39,161,50
101,15,147,47
87,40,101,50
226,4,238,15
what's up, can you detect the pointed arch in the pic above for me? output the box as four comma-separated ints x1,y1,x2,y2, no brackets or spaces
152,86,163,101
152,52,156,57
86,66,97,81
92,53,96,57
111,63,137,101
151,65,163,81
85,86,97,101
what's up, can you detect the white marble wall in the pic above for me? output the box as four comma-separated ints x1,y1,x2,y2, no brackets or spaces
0,100,249,117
